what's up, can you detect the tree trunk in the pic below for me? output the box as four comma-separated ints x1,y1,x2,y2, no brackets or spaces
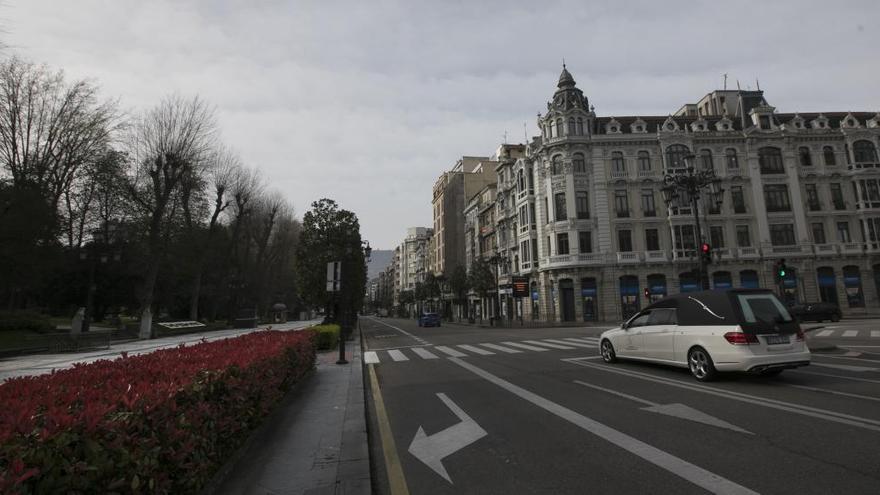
189,270,203,320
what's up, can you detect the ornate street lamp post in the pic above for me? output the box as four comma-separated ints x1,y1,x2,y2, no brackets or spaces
79,223,120,333
486,252,508,326
660,154,724,291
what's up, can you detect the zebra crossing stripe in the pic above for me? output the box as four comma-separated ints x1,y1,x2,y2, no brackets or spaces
525,340,575,350
502,341,549,352
564,337,600,343
479,343,523,354
458,344,495,356
842,330,859,338
543,339,595,348
388,349,409,362
411,347,439,359
435,346,468,357
364,351,380,364
872,331,880,338
815,330,834,337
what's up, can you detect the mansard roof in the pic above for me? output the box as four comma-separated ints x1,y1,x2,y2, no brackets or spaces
588,112,878,135
557,65,576,88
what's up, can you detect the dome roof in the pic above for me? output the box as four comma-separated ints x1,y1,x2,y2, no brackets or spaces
557,65,576,88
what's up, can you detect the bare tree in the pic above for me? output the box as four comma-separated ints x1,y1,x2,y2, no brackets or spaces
126,94,217,337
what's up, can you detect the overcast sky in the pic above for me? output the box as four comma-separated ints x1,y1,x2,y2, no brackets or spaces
5,0,879,249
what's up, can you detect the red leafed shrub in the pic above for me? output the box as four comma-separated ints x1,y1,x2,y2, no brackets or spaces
0,329,316,494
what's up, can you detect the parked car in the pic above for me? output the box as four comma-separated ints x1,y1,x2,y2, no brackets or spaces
788,302,841,322
418,312,441,327
599,289,810,381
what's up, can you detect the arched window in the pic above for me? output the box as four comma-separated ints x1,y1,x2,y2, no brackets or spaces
665,144,690,169
758,147,784,174
568,117,576,136
576,117,584,135
853,140,878,163
556,119,564,138
679,271,700,293
712,271,732,289
725,148,739,169
551,155,563,175
646,274,667,302
798,146,812,166
573,153,586,173
611,151,625,173
700,149,714,171
637,151,651,172
817,266,838,305
527,166,534,192
619,275,640,318
843,265,865,307
740,270,760,288
517,169,525,192
823,146,836,166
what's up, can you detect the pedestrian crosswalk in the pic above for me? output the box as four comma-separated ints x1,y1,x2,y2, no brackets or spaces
363,336,601,365
811,329,880,338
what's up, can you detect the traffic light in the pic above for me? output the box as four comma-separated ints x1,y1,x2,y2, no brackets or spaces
776,258,788,279
644,288,651,300
700,243,712,265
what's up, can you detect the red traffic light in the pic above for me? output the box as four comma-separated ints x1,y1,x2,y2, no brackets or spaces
701,243,711,254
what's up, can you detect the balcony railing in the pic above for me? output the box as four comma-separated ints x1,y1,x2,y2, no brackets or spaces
645,250,668,262
813,244,837,255
578,253,605,264
840,242,863,254
610,170,628,179
769,245,807,255
848,162,880,171
637,169,658,178
617,252,641,263
738,247,759,258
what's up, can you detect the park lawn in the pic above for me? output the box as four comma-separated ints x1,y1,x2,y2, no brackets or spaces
0,330,43,352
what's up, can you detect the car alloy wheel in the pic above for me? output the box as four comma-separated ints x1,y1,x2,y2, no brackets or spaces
600,339,617,363
688,347,718,382
830,313,840,322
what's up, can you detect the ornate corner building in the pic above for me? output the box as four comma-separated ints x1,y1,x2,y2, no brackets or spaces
499,66,880,323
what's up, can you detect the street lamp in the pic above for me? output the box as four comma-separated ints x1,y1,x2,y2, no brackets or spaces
485,252,508,326
660,154,723,290
79,223,120,333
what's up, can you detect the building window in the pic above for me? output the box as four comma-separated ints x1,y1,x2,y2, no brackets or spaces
770,224,796,246
736,225,751,247
527,167,535,192
730,186,746,213
532,239,538,266
618,230,633,252
665,144,690,169
700,149,714,171
854,140,878,163
641,189,656,217
830,183,846,210
551,155,563,175
568,117,576,136
614,190,629,218
823,146,836,166
725,148,739,169
529,202,536,228
520,240,530,263
710,226,725,248
764,185,792,212
556,233,569,255
576,118,584,136
859,178,880,203
556,119,563,138
575,191,590,219
645,228,660,251
637,151,651,172
805,184,821,211
517,170,525,192
674,224,696,252
843,265,865,307
837,221,851,242
759,147,785,174
798,146,813,166
611,151,625,173
519,205,529,225
812,222,826,244
759,115,772,129
573,153,586,173
554,192,567,221
579,231,592,253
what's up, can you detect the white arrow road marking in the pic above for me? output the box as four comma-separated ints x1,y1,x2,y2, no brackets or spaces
407,393,487,484
573,380,753,435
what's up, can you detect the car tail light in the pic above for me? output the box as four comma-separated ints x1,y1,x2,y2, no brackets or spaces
724,331,759,345
795,328,805,341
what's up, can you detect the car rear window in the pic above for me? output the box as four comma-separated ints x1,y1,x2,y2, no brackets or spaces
736,293,793,324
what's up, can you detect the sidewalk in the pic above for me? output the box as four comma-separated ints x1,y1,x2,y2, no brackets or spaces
212,334,371,495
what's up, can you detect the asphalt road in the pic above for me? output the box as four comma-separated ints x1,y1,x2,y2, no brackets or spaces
362,316,880,495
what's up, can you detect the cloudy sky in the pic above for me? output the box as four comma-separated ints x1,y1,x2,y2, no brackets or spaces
4,0,879,249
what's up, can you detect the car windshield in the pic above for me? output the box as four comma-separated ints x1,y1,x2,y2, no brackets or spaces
736,293,794,324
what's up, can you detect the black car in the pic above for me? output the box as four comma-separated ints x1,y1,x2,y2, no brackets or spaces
418,312,441,327
789,302,842,322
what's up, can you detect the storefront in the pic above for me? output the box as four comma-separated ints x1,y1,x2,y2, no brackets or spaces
679,271,700,293
843,266,865,308
817,267,838,305
581,277,597,321
740,270,760,289
712,271,733,290
646,274,667,303
619,275,640,319
559,279,576,322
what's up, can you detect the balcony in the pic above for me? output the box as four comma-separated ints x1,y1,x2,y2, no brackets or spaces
617,252,641,264
578,253,605,264
769,245,807,256
856,200,880,210
840,242,863,254
610,170,628,179
543,253,606,269
848,161,880,172
738,247,760,259
813,244,837,255
645,250,668,262
637,169,658,178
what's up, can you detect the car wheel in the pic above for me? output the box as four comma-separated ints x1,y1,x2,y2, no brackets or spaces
600,339,617,363
830,313,840,322
760,369,784,377
688,347,718,382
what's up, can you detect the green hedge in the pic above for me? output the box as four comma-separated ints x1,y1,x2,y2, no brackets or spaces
0,311,55,333
311,324,340,350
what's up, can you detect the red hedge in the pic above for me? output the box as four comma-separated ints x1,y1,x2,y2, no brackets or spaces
0,329,316,494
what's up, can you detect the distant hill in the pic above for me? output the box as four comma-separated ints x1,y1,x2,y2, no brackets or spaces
367,249,394,279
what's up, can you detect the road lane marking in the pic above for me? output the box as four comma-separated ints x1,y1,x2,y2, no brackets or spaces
793,370,880,384
364,351,380,364
783,384,880,403
543,339,595,348
407,393,487,483
388,350,410,362
524,340,576,350
565,360,880,432
815,330,834,337
810,362,878,372
872,331,880,338
434,346,468,358
842,330,859,337
368,317,431,345
449,358,759,495
368,364,411,495
411,348,439,360
479,343,522,354
563,337,600,344
573,380,752,434
457,344,495,356
502,341,550,352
